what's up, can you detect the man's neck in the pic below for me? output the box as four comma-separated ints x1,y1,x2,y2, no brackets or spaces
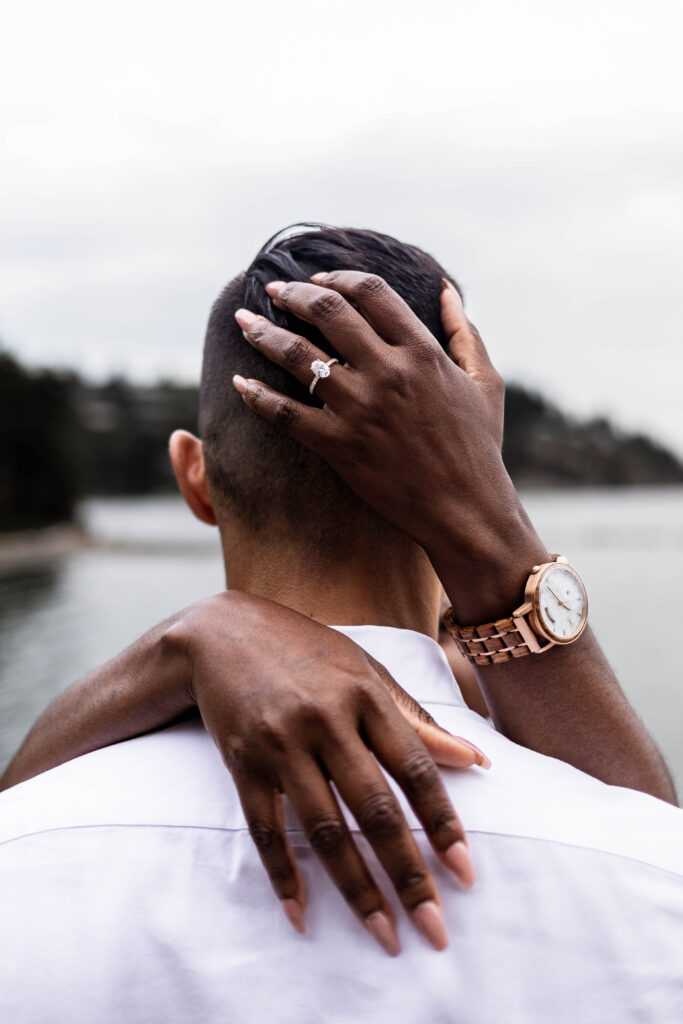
221,528,443,638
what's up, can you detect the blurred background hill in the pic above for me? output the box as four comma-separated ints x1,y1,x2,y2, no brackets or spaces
1,348,681,533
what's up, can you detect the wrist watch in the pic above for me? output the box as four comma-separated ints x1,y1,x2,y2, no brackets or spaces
443,555,588,666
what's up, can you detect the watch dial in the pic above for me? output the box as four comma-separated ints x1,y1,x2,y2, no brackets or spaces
537,565,587,641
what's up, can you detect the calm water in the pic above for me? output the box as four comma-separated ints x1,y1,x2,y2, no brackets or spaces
1,489,682,789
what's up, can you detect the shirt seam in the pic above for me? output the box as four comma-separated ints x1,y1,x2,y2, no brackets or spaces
1,821,681,881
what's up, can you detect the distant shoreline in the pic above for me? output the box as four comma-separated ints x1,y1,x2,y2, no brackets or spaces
1,484,682,575
0,523,89,573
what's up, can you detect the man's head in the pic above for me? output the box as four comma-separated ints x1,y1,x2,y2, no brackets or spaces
178,224,459,563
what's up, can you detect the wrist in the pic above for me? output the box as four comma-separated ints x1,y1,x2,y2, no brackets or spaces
166,591,252,704
428,479,550,625
161,598,227,706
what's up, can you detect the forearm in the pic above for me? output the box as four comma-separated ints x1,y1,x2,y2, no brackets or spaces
430,477,677,805
0,608,195,791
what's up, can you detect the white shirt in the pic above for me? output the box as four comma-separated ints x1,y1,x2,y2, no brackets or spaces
1,625,682,1024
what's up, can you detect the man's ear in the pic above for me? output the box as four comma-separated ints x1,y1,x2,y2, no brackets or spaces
168,430,217,526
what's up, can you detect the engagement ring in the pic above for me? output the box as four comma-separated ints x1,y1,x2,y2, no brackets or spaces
309,358,339,395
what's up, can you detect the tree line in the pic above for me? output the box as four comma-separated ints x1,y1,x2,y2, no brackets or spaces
1,350,681,532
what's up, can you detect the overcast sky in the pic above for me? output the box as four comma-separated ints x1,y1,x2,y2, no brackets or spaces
2,0,682,454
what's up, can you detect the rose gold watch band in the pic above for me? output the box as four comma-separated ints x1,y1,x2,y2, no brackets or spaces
442,609,539,665
442,554,582,665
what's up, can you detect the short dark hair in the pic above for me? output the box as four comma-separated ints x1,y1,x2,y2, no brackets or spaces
199,224,460,550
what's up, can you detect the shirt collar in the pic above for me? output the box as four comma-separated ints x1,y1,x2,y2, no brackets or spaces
330,624,467,709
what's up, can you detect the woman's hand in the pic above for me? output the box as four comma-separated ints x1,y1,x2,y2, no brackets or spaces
232,272,547,626
230,271,678,806
177,591,487,955
233,274,507,561
3,588,489,956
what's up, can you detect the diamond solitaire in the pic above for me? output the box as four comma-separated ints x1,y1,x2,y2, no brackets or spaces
311,359,331,379
309,357,339,395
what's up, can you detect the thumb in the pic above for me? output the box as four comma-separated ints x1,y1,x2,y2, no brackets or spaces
440,278,468,342
440,279,492,381
376,663,490,769
403,702,492,770
366,653,491,769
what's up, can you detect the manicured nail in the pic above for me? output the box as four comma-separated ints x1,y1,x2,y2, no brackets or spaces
310,272,327,282
435,726,491,770
281,898,306,935
232,374,248,394
443,839,476,887
411,900,448,951
265,280,286,297
234,308,258,330
441,277,458,294
365,911,401,957
458,738,492,770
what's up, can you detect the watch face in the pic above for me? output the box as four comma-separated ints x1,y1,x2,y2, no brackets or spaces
535,564,588,642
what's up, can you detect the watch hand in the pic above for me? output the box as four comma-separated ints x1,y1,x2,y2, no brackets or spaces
547,585,571,611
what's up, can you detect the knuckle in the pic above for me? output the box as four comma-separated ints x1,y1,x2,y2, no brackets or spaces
266,863,296,886
307,816,347,857
273,398,298,432
355,273,388,300
430,806,463,843
387,360,411,393
254,713,289,754
281,334,310,369
348,676,382,713
301,696,333,729
400,752,441,799
356,790,403,842
277,282,296,306
248,818,282,853
248,383,267,405
339,877,376,907
309,290,346,320
223,736,249,776
245,317,268,343
394,865,430,900
491,369,505,393
283,692,328,733
414,342,441,367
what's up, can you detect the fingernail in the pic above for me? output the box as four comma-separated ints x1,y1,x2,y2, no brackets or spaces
443,839,476,887
232,374,248,395
435,728,492,770
265,280,286,297
411,900,449,951
234,308,258,329
441,277,458,294
366,911,401,957
310,272,327,282
281,898,306,935
458,738,492,770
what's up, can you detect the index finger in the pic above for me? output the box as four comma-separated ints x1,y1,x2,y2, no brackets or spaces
309,270,432,348
265,279,385,367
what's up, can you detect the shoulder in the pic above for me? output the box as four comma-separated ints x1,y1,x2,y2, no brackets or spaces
0,720,241,848
2,710,682,883
427,702,683,879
